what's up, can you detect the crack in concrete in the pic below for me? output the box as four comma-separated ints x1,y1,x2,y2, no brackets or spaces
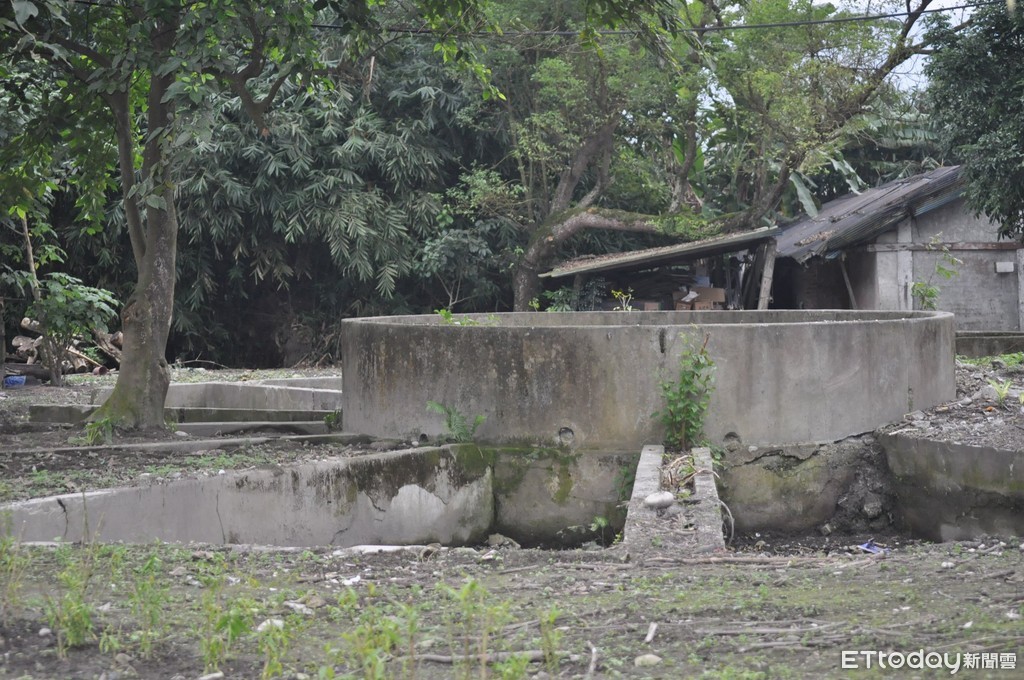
736,448,806,466
56,498,69,540
215,490,226,544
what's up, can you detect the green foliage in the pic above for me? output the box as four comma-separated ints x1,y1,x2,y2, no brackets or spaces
439,577,513,679
987,379,1013,407
44,542,99,658
655,332,716,450
538,604,562,674
128,552,169,659
911,236,961,311
199,573,255,672
0,518,30,626
611,288,634,311
927,5,1024,237
426,400,486,442
323,410,343,431
258,615,305,679
27,273,118,384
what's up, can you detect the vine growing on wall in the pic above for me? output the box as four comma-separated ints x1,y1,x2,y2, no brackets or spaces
654,332,715,451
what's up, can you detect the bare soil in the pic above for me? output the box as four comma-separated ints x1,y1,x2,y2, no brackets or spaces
1,365,1022,679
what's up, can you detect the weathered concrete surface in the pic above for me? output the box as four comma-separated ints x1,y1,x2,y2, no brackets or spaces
0,447,492,547
92,382,343,412
489,447,637,547
4,432,370,457
341,311,954,449
622,446,725,556
30,404,334,425
879,432,1024,541
175,421,329,437
718,435,896,534
955,331,1024,358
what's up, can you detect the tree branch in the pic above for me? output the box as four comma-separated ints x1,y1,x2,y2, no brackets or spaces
550,118,619,215
109,92,146,265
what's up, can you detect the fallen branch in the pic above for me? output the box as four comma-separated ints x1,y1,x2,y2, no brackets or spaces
584,642,599,680
413,650,547,665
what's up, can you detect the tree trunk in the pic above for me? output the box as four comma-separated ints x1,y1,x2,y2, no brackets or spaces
91,205,178,428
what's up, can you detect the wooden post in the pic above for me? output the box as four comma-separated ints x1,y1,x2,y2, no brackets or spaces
840,253,859,310
756,240,777,310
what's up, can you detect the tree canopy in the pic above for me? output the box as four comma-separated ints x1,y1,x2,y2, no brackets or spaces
927,4,1024,238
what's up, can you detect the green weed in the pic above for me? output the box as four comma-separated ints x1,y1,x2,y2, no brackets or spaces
654,331,716,450
44,542,100,658
0,520,30,625
426,401,486,443
988,378,1013,406
129,551,169,658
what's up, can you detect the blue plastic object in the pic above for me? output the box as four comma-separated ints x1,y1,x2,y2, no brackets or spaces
2,375,27,388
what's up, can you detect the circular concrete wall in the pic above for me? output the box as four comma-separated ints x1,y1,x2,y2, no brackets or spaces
341,311,955,449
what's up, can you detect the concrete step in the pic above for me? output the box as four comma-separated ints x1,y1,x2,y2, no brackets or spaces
5,431,371,457
30,404,337,425
175,421,330,437
92,381,344,411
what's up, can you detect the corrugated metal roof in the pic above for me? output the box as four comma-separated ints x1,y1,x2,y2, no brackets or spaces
540,227,780,279
776,166,964,263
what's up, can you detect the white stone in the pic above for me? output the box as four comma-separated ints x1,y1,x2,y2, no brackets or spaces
38,627,52,637
634,653,663,667
941,561,955,569
283,601,313,616
257,618,285,633
644,491,675,509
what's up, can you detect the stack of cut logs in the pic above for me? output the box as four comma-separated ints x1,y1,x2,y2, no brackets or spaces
5,317,122,379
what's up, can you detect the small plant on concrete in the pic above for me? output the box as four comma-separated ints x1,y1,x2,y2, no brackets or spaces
323,410,342,431
911,235,962,311
427,400,486,443
988,378,1013,407
611,288,634,311
654,332,715,450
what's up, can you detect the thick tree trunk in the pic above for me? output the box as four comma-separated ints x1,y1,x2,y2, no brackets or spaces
90,16,180,430
92,205,178,428
512,208,666,311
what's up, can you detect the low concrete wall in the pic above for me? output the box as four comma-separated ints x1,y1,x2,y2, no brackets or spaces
0,445,636,548
342,311,955,449
489,447,637,547
1,447,492,547
92,382,344,412
955,331,1024,358
718,435,896,534
880,433,1024,541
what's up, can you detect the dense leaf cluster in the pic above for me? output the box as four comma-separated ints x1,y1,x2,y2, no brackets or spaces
927,5,1024,238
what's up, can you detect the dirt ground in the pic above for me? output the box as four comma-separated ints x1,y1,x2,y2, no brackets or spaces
1,364,1023,679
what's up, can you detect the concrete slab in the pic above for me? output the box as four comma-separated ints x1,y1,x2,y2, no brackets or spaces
622,445,726,557
257,376,343,390
30,404,335,425
4,432,370,457
92,382,344,412
175,421,330,437
880,432,1024,541
0,446,492,547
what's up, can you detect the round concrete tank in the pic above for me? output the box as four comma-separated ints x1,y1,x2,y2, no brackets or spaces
341,310,955,449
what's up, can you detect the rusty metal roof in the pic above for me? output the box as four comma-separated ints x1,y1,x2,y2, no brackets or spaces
777,165,964,264
540,226,779,279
